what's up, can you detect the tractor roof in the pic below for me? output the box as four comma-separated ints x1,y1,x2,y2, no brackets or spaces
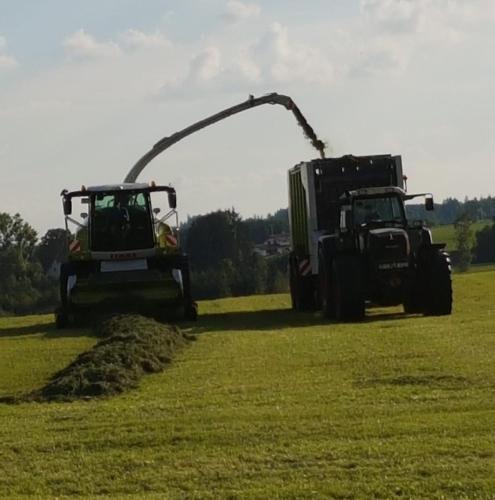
343,186,406,198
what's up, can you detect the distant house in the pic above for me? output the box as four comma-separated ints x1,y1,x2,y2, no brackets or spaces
254,233,291,257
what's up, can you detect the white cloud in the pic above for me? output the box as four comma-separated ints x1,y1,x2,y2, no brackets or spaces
121,29,171,50
223,0,260,23
157,22,334,98
247,22,334,85
0,35,18,70
362,0,421,34
189,46,223,82
63,29,121,59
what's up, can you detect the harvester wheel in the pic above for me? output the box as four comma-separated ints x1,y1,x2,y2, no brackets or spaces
332,255,365,322
185,302,198,321
422,250,452,316
55,308,69,329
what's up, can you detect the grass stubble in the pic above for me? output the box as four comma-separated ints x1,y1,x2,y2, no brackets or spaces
0,270,493,497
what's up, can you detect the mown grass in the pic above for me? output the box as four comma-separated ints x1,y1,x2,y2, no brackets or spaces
0,272,494,498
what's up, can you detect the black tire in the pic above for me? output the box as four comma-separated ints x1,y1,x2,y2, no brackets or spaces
332,255,365,322
179,257,198,321
403,278,422,314
185,302,198,321
289,255,315,311
55,308,68,329
422,250,452,316
319,250,334,319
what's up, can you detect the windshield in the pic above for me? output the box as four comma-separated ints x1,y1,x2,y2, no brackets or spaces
91,191,154,251
353,195,405,226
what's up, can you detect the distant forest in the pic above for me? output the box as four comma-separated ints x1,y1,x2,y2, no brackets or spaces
1,196,494,314
183,195,495,244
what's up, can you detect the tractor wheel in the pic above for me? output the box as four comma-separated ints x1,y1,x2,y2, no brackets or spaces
422,250,452,316
331,255,365,322
319,250,334,319
403,278,422,314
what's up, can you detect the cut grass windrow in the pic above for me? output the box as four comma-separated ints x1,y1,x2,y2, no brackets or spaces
1,314,195,403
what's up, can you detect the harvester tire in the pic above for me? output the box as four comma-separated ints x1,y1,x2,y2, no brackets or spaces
332,255,365,322
55,308,68,329
185,302,198,321
422,250,452,316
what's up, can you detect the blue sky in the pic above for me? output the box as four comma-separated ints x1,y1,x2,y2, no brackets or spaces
0,0,494,233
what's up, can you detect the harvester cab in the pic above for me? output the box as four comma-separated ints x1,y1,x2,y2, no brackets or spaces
55,183,196,328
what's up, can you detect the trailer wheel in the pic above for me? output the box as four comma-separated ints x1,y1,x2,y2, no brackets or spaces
422,250,452,316
289,255,315,311
319,250,334,319
332,255,365,322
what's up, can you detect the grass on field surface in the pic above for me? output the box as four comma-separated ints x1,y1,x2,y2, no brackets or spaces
0,272,494,498
22,315,192,402
431,219,491,250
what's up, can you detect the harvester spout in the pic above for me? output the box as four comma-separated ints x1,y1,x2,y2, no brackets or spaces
124,92,326,183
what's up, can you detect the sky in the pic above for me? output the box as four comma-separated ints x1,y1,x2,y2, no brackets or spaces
0,0,494,234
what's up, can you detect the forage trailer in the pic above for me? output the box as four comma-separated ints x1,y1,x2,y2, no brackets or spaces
288,154,452,321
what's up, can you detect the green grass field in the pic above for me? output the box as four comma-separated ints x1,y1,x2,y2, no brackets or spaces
0,272,494,498
431,219,491,250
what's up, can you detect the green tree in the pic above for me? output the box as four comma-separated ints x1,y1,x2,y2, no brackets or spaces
0,213,57,314
0,212,37,258
454,213,474,272
473,219,495,264
36,228,69,271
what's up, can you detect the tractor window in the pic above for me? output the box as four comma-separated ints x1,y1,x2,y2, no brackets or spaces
91,191,154,251
354,196,405,226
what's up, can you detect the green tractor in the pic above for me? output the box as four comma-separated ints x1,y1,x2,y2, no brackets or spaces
55,182,197,328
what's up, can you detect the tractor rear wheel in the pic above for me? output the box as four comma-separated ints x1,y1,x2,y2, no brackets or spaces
422,250,452,316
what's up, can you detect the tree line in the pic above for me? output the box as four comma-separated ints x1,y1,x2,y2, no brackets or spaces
1,195,495,314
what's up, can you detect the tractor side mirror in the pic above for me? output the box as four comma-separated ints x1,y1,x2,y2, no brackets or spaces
63,197,72,215
168,191,177,209
425,196,434,211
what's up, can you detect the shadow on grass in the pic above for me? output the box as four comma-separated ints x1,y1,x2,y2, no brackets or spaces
191,308,409,334
0,321,94,339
